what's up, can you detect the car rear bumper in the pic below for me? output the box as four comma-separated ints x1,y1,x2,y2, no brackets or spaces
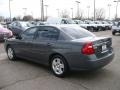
69,52,114,71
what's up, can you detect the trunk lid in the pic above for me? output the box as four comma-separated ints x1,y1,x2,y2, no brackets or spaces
72,36,112,58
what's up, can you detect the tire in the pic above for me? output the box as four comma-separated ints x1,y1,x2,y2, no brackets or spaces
112,32,116,35
98,27,102,31
7,46,16,61
89,27,94,32
50,55,68,77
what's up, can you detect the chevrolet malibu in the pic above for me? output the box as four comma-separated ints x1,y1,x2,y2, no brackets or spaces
4,25,114,77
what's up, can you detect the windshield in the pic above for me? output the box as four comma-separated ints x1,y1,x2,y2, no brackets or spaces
102,21,108,24
79,21,85,24
61,26,95,39
87,21,94,24
95,21,102,24
20,22,33,27
66,19,76,24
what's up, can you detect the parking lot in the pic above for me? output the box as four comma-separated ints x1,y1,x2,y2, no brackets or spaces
0,30,120,90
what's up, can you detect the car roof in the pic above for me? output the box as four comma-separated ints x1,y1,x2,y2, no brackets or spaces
37,24,79,28
29,24,80,30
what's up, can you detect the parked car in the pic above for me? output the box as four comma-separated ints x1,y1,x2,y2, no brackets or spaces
8,21,33,36
101,21,112,30
46,17,75,25
36,21,45,26
5,25,114,77
74,20,93,31
94,21,106,31
0,24,13,41
107,21,114,26
112,21,120,35
84,20,98,32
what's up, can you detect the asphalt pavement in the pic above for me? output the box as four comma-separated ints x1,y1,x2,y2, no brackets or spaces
0,30,120,90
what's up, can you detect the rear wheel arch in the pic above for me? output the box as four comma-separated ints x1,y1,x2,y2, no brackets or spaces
49,53,69,69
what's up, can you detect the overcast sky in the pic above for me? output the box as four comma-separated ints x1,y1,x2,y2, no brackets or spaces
0,0,120,19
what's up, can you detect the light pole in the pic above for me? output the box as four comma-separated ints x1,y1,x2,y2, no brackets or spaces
94,0,96,21
41,0,44,21
31,11,33,16
87,6,90,19
44,5,48,19
71,8,73,19
56,9,60,17
9,0,12,21
76,1,80,19
108,4,111,20
23,8,27,16
114,0,120,19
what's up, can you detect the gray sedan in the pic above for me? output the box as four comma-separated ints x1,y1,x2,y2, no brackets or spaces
4,25,114,77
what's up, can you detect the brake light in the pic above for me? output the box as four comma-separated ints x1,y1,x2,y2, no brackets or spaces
81,42,95,55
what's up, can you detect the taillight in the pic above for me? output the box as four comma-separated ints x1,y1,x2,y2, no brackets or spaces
81,42,95,55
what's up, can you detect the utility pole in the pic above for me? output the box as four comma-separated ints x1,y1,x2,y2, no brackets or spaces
76,1,80,19
71,8,73,19
9,0,12,21
44,5,48,19
56,9,60,17
87,6,90,20
114,0,120,19
108,4,111,20
94,0,96,21
41,0,44,21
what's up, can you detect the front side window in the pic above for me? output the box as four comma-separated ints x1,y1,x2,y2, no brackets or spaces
36,27,59,41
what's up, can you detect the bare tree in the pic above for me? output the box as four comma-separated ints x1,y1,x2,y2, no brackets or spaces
23,15,33,21
13,16,21,21
95,8,105,20
60,9,70,18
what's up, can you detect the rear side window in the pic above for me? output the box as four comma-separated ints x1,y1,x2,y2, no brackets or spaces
36,27,59,41
21,27,37,40
61,26,95,39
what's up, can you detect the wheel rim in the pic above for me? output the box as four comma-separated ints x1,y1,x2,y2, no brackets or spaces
8,48,14,59
52,58,64,75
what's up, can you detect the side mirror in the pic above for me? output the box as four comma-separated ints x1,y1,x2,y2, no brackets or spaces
16,34,22,40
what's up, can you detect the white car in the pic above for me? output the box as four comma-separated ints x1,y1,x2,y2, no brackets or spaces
74,20,89,29
46,17,75,25
112,22,120,35
84,20,98,32
94,21,106,31
101,21,112,30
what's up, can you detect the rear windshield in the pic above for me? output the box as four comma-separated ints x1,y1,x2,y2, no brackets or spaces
61,26,95,39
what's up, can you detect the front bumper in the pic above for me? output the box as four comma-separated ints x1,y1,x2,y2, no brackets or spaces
0,34,12,41
113,29,120,33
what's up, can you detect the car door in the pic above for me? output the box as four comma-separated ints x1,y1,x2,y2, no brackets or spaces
31,26,60,64
14,27,38,58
